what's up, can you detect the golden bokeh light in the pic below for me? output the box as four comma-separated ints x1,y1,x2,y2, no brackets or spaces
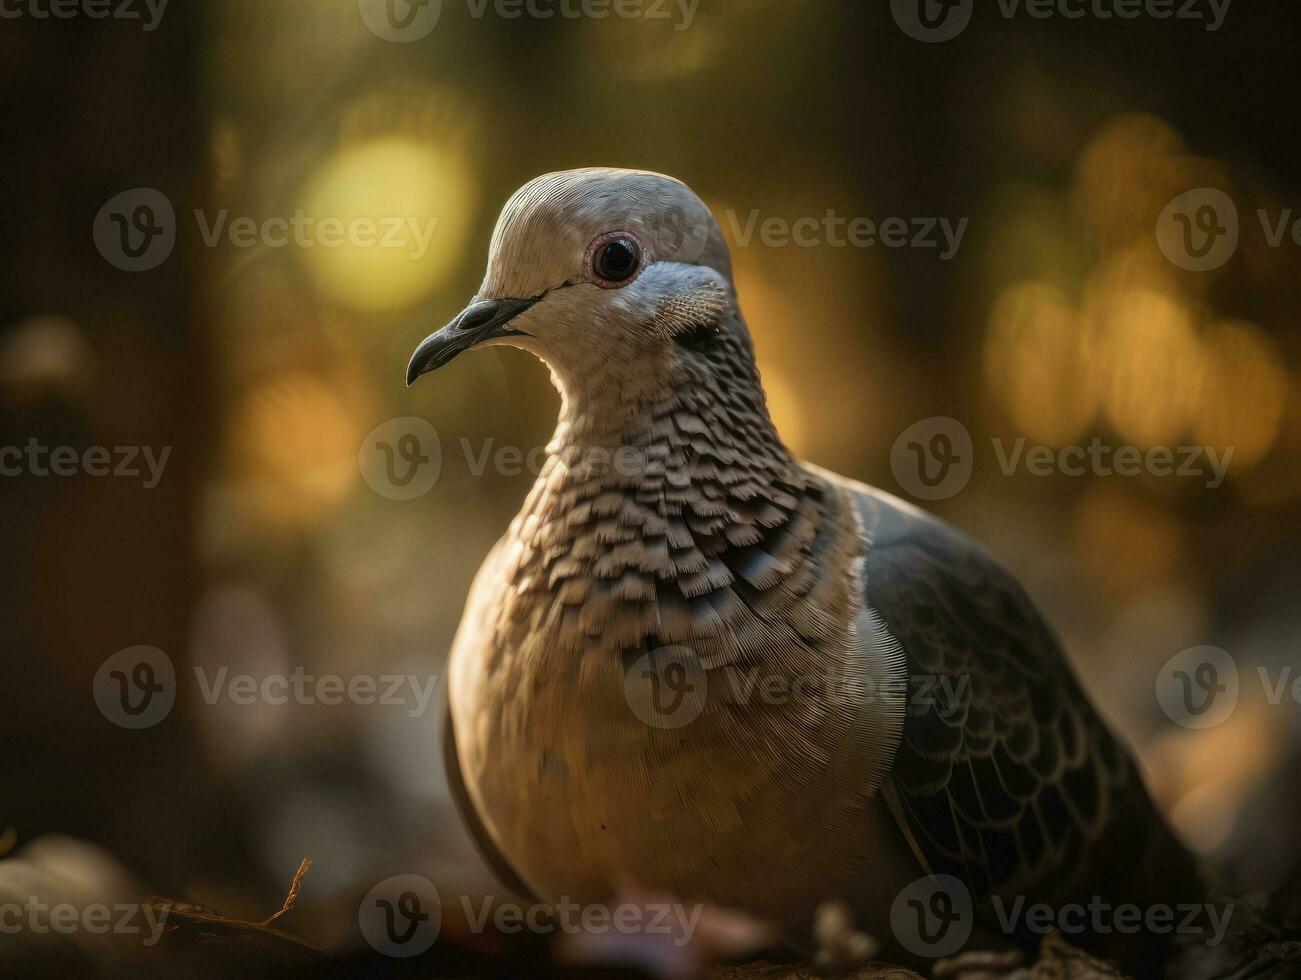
227,370,363,524
1072,485,1184,601
985,282,1098,446
1072,113,1184,250
733,252,814,456
300,138,476,312
1094,288,1202,448
1148,699,1285,855
1194,320,1288,470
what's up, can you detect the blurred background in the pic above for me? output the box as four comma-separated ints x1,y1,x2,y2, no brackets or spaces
2,0,1300,975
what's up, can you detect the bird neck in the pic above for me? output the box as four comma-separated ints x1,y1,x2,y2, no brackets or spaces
544,328,800,490
498,326,854,660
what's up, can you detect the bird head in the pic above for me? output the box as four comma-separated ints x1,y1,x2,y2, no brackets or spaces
406,168,744,406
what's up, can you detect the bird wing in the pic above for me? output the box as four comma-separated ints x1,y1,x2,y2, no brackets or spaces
846,482,1144,903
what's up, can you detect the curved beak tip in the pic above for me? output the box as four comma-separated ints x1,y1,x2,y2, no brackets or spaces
404,295,540,388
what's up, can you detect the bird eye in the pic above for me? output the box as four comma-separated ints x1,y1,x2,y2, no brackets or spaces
586,232,643,288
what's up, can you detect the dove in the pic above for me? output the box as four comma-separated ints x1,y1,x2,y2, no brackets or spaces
406,169,1203,974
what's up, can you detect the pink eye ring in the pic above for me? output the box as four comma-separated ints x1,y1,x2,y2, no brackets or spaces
584,231,645,288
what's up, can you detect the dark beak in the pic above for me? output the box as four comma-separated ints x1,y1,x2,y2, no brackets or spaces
406,296,539,386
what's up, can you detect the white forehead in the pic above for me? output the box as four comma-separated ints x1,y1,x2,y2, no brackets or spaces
478,168,732,299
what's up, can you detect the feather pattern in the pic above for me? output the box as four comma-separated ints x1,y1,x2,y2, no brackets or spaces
429,170,1200,964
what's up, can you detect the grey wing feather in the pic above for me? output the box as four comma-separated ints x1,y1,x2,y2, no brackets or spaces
851,486,1191,907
